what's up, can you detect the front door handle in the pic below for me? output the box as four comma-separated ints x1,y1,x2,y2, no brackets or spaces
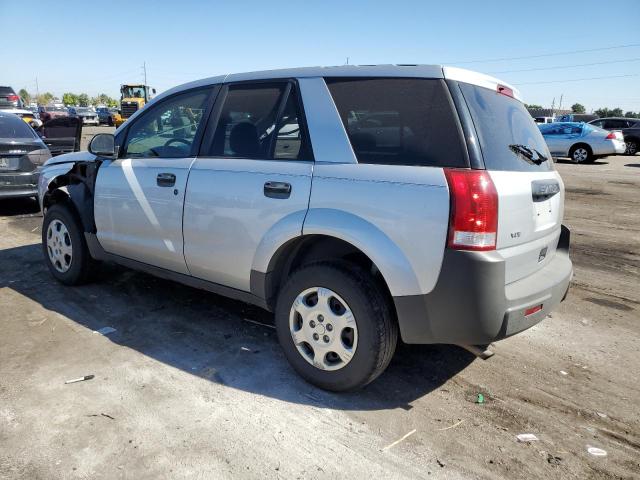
264,181,291,199
157,173,176,187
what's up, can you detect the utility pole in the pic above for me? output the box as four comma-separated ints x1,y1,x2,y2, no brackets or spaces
35,77,39,101
142,62,147,85
551,97,555,118
346,57,349,65
558,94,563,112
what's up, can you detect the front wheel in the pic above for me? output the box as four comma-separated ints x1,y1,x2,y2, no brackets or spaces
626,140,638,155
275,262,398,391
42,203,95,285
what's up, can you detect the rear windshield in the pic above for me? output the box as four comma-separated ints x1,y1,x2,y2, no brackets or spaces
459,83,552,172
0,114,37,138
0,87,15,95
326,78,467,168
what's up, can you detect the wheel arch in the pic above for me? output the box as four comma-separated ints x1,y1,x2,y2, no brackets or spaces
252,208,423,308
41,161,101,233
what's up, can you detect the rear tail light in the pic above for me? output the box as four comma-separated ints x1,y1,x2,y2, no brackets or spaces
605,132,617,139
7,94,19,102
444,169,498,251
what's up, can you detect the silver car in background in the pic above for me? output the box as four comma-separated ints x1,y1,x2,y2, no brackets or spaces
68,107,99,126
538,122,625,163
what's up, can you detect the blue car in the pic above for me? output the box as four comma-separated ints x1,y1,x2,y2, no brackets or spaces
538,122,625,163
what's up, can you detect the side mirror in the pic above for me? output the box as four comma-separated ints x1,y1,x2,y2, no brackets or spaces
152,88,156,94
89,133,116,157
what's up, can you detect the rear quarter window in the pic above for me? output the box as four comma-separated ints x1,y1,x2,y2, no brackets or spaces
459,83,553,172
325,78,467,168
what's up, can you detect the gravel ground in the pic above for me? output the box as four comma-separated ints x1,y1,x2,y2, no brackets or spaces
0,152,638,479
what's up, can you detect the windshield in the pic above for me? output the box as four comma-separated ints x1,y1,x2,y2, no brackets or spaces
459,82,552,172
76,108,91,114
122,86,146,98
0,114,37,138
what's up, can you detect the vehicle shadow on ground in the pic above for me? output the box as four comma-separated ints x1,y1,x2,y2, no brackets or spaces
625,163,640,168
555,159,609,166
0,243,475,411
0,197,40,216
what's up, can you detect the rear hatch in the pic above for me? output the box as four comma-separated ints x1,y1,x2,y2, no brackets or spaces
458,81,564,284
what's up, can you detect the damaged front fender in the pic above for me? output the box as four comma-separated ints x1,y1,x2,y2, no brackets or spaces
39,152,102,233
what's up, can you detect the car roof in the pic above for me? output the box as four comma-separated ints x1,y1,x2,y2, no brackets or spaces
592,117,638,121
157,64,519,101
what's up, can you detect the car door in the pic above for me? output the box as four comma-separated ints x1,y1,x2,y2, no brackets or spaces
37,116,82,156
183,81,313,291
540,124,564,155
94,87,215,274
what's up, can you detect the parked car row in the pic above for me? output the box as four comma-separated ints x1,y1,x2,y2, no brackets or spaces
538,122,626,163
0,112,82,199
533,113,639,157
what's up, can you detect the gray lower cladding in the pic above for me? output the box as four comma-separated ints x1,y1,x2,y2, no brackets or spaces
0,172,39,197
394,225,573,345
84,233,270,310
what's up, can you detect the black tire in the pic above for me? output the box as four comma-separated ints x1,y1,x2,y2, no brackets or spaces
275,261,398,391
42,203,94,285
626,140,638,156
569,144,593,163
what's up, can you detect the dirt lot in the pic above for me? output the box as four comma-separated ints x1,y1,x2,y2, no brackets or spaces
1,152,639,479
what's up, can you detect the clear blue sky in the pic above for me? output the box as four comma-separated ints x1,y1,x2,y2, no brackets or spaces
3,0,640,112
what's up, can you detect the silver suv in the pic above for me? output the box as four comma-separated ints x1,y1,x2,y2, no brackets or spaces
38,65,573,391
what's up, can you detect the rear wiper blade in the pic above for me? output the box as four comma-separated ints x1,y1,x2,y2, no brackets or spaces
509,144,547,165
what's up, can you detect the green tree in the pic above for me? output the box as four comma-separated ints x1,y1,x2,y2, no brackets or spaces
624,111,640,119
526,104,544,110
571,103,586,114
36,92,54,105
62,92,78,105
610,108,623,117
18,89,31,104
77,93,90,107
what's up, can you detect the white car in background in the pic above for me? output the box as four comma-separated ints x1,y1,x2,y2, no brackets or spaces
538,122,625,163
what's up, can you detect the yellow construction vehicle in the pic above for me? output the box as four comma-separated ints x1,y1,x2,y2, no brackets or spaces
113,84,156,127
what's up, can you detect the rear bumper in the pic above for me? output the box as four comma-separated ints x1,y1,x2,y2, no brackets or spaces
0,171,40,198
394,225,573,345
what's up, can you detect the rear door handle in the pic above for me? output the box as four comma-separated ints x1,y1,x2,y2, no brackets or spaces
157,173,176,187
264,181,291,199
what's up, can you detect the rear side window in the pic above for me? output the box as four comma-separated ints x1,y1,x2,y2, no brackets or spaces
459,83,552,172
325,78,467,167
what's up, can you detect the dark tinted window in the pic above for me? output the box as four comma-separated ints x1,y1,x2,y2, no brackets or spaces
326,78,466,167
123,89,210,158
604,119,629,129
0,114,36,138
209,83,285,158
459,83,552,172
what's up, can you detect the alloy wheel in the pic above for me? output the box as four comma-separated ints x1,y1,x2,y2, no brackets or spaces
573,147,588,162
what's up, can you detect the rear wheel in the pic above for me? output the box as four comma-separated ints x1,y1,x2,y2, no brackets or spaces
570,144,593,163
626,140,638,155
275,262,398,391
42,203,95,285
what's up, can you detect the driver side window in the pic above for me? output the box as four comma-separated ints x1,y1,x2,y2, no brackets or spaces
123,89,210,158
